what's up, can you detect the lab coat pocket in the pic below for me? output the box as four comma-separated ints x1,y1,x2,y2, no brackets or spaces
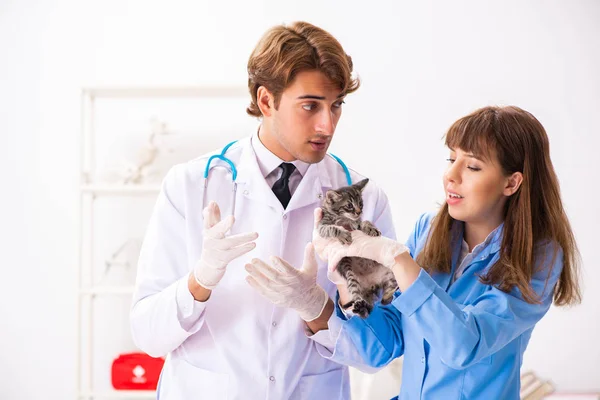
163,357,229,400
455,303,493,366
294,368,345,400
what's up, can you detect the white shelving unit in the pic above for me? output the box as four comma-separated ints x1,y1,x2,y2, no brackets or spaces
77,86,249,400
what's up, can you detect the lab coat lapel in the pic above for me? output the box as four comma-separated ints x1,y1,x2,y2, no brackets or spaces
235,139,287,212
285,162,330,212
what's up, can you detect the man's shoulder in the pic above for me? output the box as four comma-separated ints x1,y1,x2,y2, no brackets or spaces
167,138,249,180
187,138,248,166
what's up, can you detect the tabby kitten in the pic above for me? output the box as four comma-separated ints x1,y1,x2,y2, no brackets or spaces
318,178,398,318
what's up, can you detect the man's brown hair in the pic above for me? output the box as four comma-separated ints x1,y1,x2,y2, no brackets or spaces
246,21,360,117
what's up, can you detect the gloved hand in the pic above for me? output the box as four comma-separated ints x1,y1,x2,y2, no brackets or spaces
312,207,409,271
245,243,329,322
194,201,259,290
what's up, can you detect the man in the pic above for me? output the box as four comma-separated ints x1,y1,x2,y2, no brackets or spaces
130,21,396,399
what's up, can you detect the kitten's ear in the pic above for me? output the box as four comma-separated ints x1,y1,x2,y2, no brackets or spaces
325,190,342,203
354,178,369,192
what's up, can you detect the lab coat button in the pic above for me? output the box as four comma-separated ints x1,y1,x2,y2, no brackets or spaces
283,215,288,220
421,357,425,363
269,376,275,382
272,322,277,327
243,190,249,195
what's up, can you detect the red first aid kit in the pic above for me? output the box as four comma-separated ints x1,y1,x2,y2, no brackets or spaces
111,352,165,390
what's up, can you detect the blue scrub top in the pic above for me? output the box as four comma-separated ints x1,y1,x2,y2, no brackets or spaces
334,211,563,400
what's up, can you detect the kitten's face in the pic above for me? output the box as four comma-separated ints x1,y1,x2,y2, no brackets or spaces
323,178,368,221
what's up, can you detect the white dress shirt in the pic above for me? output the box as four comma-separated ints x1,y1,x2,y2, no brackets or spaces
252,132,310,196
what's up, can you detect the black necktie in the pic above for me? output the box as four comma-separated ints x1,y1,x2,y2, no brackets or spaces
271,162,296,209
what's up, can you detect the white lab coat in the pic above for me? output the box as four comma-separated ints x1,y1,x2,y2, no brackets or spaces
130,137,396,400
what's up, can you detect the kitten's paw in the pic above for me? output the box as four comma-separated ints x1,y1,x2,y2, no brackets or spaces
353,299,373,318
381,294,394,305
365,227,381,237
338,232,353,245
361,222,381,237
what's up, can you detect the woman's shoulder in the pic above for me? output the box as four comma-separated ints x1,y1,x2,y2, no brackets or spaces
533,239,565,274
413,210,439,235
405,210,439,255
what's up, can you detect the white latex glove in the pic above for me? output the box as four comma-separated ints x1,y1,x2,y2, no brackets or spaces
312,207,409,271
311,208,345,285
194,201,258,290
245,243,329,322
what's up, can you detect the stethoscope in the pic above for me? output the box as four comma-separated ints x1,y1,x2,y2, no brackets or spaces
202,140,352,216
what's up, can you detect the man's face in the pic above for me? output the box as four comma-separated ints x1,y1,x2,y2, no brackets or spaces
261,69,345,163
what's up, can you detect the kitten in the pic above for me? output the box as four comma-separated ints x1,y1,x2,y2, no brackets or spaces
318,178,398,318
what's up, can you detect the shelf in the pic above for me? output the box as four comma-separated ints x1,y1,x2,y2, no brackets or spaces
79,286,136,295
81,185,161,196
78,390,156,399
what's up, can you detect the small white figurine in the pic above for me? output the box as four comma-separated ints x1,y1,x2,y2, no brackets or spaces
121,117,173,184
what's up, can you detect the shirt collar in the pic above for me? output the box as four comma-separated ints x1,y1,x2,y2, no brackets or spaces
462,223,503,255
251,129,310,178
451,220,504,259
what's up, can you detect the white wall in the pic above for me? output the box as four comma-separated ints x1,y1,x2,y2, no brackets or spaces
1,0,598,398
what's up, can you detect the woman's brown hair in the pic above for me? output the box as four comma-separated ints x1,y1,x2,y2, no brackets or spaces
246,21,360,117
416,106,581,306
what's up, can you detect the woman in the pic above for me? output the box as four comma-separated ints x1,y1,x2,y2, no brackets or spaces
313,105,581,399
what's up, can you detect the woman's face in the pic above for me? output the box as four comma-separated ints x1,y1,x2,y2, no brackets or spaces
443,147,518,229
